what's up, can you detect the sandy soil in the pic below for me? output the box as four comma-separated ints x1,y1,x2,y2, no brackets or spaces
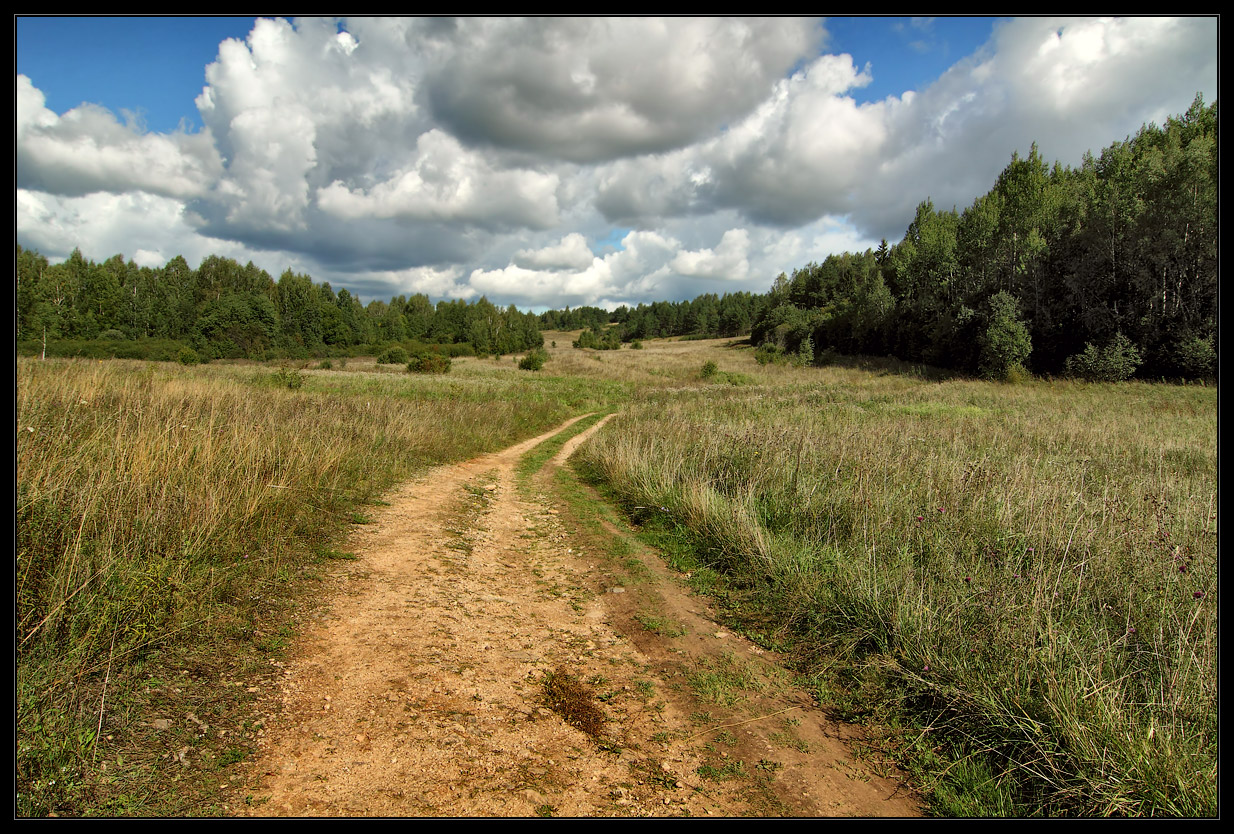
240,415,921,817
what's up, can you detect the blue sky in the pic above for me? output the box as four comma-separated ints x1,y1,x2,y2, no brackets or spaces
15,16,1218,308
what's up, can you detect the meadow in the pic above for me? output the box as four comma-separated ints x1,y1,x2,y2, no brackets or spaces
572,349,1218,816
16,338,1217,817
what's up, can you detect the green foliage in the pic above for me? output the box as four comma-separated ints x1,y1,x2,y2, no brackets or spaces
979,291,1032,380
630,340,642,350
1064,332,1142,382
406,353,451,374
754,345,785,366
177,346,200,366
1163,334,1216,381
700,360,719,379
573,326,621,350
271,367,305,390
518,348,548,371
376,345,410,365
795,335,815,367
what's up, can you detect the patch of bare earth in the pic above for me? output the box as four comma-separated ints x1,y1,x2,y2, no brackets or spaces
239,416,921,817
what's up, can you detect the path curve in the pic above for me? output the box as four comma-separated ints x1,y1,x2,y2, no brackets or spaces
241,415,920,817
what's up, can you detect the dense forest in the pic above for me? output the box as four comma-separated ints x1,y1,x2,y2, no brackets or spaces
750,95,1218,381
16,96,1216,380
15,249,544,361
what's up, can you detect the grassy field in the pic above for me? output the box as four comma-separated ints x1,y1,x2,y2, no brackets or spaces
571,346,1217,817
15,350,628,817
16,338,1217,817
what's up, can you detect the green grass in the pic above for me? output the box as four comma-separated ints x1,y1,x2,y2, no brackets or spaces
16,342,1217,818
15,356,624,817
574,364,1217,817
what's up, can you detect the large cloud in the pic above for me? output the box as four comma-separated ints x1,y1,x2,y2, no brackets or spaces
16,75,222,199
421,17,822,163
15,15,1218,309
592,16,1218,242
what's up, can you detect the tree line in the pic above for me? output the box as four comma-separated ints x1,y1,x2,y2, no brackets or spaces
752,95,1217,381
15,249,543,360
539,292,765,344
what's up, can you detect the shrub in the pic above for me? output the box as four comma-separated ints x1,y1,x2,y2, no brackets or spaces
318,359,333,370
98,329,128,341
700,360,719,379
795,335,815,367
272,367,305,389
755,345,784,366
1166,334,1216,381
1064,332,1142,382
177,346,200,366
377,345,409,365
979,291,1032,380
630,340,643,350
407,353,451,374
519,348,548,371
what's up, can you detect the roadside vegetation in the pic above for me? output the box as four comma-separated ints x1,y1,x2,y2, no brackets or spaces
15,353,625,817
573,349,1217,817
15,325,1217,819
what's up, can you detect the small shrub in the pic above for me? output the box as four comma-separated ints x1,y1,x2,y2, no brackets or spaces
318,359,333,370
98,329,128,341
1064,332,1142,382
630,340,643,350
407,353,451,374
755,345,784,366
377,346,409,365
700,360,719,379
1167,334,1216,381
795,335,815,367
979,291,1032,380
519,348,548,371
272,368,305,389
177,346,200,366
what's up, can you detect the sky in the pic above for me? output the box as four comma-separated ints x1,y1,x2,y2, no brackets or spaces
15,16,1219,310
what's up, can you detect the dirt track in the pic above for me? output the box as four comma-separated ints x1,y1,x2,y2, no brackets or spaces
241,415,921,817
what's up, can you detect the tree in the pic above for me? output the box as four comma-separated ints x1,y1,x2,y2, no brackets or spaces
979,291,1032,380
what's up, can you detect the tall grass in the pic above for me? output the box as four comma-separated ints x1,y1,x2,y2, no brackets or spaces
15,356,619,815
575,367,1217,816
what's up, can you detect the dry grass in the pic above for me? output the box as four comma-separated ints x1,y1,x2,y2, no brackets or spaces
575,357,1217,816
15,355,617,817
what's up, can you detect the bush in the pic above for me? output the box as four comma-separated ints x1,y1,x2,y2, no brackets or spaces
177,346,200,366
272,367,305,389
979,291,1032,380
700,360,719,379
519,348,548,371
98,329,128,341
1166,334,1216,381
1064,332,1142,382
318,359,333,370
407,353,451,374
376,345,409,365
795,335,815,367
755,345,784,366
630,340,643,350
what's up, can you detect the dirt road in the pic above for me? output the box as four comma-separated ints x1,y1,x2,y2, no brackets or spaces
241,415,920,817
